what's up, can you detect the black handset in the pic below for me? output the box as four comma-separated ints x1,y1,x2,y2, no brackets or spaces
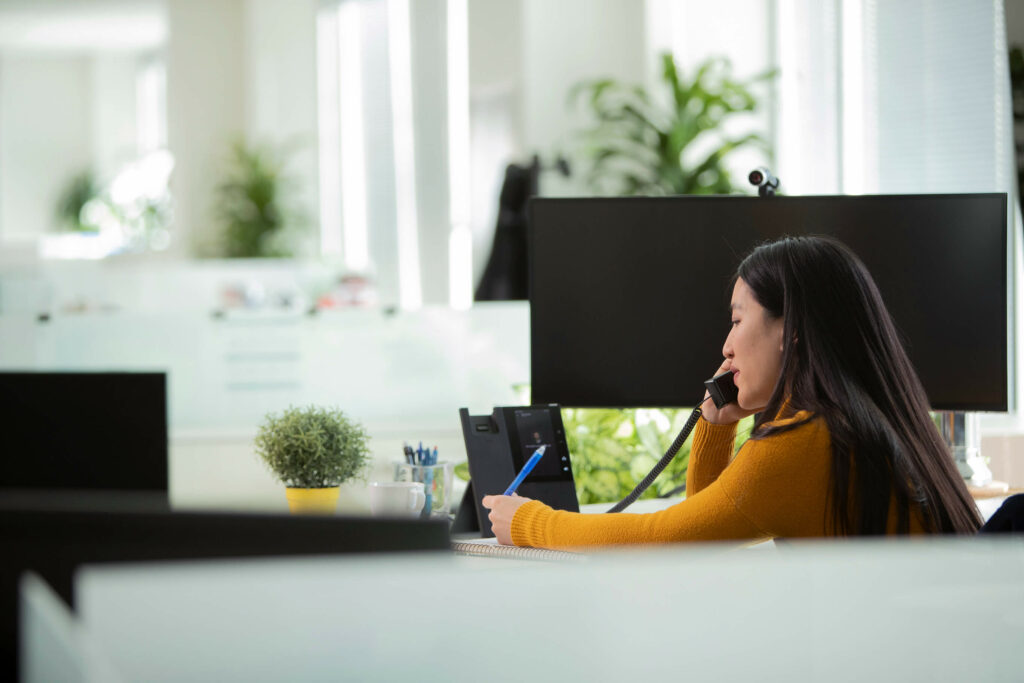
703,370,738,408
605,369,738,513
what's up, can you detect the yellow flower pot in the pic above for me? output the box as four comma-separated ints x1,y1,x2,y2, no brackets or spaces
285,486,341,514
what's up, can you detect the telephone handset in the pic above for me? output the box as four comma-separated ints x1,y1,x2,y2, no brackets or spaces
605,370,737,513
704,370,739,408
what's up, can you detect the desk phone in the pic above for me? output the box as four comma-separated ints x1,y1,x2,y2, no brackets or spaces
454,405,579,537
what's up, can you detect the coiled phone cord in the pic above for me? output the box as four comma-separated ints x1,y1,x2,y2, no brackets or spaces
605,396,712,514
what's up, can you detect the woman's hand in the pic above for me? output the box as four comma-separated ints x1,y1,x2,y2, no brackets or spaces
700,359,759,425
480,494,532,545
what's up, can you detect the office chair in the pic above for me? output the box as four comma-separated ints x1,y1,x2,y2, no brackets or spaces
978,494,1024,533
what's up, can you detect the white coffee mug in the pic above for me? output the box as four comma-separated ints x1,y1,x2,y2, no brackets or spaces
369,482,426,517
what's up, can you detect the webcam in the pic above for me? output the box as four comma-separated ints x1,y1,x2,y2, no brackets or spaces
748,167,780,197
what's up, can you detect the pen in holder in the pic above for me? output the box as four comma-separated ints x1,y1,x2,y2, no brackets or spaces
394,461,455,519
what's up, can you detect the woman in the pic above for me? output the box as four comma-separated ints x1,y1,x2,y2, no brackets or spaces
483,235,981,547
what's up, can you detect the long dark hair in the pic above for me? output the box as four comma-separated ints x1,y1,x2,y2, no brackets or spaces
737,235,981,535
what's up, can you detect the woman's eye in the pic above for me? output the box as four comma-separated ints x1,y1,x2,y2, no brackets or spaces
730,320,740,327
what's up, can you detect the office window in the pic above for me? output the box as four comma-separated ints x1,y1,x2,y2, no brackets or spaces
316,0,471,309
851,0,1019,417
773,0,1014,197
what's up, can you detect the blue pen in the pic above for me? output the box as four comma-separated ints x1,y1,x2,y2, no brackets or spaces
422,445,436,517
503,446,547,496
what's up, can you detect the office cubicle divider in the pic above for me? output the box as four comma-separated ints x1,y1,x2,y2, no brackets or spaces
1,490,450,682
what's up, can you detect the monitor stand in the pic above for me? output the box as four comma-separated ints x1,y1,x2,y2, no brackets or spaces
936,411,990,484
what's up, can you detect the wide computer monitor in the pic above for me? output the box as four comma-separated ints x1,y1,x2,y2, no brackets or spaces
0,372,168,492
529,194,1008,411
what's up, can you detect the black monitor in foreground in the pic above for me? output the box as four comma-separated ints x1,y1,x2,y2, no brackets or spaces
529,194,1007,411
0,372,168,492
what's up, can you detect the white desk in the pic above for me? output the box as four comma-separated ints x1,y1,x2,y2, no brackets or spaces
20,538,1024,682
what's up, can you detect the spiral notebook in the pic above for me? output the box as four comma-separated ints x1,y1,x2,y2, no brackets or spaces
450,537,585,562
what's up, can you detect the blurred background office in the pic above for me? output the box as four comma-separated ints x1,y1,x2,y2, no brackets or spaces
1,0,1023,510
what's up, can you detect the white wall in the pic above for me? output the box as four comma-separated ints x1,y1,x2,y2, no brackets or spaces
409,0,452,304
468,0,524,288
244,0,319,257
90,53,139,181
0,2,164,250
521,0,647,196
166,0,245,256
359,0,401,304
0,54,93,241
774,0,840,194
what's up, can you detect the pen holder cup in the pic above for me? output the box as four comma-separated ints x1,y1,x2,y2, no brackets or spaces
394,461,455,519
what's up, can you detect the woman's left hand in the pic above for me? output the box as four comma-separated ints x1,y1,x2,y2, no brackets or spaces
480,494,532,545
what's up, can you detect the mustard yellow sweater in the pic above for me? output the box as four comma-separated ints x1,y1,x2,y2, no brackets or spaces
510,411,924,548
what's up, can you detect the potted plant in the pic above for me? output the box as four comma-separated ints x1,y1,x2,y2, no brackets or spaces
570,53,775,195
55,170,101,233
214,139,306,257
254,405,371,514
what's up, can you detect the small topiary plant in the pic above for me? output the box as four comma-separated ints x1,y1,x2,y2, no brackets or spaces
255,405,371,489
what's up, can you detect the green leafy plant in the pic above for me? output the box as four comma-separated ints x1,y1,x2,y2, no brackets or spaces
55,170,101,233
562,408,754,505
571,53,775,196
254,405,371,488
53,152,175,252
215,140,304,257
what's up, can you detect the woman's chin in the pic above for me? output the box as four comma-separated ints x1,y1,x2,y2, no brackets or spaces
736,393,747,410
736,393,767,413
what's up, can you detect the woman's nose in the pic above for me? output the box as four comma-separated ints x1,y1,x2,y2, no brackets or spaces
722,336,734,359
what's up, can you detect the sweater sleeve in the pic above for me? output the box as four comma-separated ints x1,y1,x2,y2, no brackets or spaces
509,413,831,549
510,482,767,548
685,417,738,496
